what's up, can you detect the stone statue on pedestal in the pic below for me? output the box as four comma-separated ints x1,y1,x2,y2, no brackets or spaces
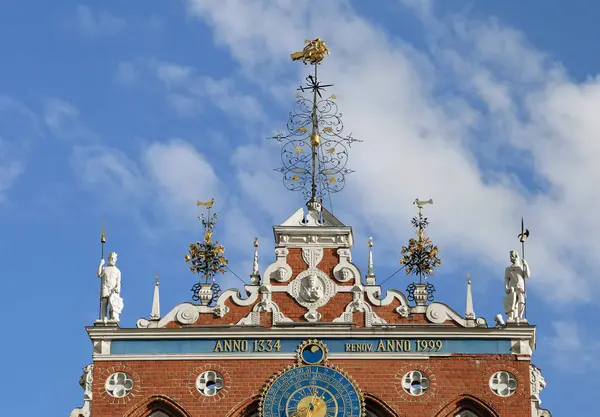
504,250,530,324
97,252,123,323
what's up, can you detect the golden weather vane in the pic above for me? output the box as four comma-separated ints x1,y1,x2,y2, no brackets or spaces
290,38,330,65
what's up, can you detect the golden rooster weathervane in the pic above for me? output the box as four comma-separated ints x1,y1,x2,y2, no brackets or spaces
290,38,330,65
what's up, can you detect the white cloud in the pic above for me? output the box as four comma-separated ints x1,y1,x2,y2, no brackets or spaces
76,5,126,37
143,140,221,224
0,96,42,201
43,98,99,143
182,0,600,304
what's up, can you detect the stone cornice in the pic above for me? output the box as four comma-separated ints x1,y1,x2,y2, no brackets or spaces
87,324,536,342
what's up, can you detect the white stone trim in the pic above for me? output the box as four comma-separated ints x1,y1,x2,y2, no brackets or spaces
273,225,354,248
426,303,487,328
332,248,360,284
364,286,409,308
89,325,536,341
137,285,261,328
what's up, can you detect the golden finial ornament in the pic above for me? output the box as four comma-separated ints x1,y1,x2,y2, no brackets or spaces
185,199,228,286
290,38,330,65
197,198,214,208
400,198,441,283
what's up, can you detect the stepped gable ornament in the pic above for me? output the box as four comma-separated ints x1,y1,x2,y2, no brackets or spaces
504,218,531,324
95,227,123,324
268,38,361,208
401,199,441,310
185,199,228,306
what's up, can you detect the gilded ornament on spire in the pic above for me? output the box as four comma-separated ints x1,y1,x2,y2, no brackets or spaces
269,38,361,204
185,199,228,304
290,38,330,65
400,198,441,283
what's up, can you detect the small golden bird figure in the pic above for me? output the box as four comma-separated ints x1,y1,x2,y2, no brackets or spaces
197,198,214,208
291,38,330,65
297,126,308,133
295,146,303,153
292,175,300,182
328,176,336,184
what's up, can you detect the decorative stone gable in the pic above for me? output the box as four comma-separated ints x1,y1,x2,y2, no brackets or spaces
138,206,490,330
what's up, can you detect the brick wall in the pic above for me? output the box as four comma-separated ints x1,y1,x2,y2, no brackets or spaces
92,355,532,416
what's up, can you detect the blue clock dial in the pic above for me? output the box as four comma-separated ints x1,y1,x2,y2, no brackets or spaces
261,365,362,417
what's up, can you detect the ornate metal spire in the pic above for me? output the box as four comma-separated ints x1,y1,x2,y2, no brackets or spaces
400,198,441,284
268,38,361,209
185,199,227,305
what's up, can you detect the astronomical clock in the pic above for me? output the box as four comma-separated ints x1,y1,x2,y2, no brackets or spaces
260,340,365,417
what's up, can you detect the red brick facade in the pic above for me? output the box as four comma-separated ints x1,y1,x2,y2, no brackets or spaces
90,356,532,416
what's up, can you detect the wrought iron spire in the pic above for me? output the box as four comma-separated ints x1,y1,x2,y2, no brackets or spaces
366,237,376,283
269,38,361,209
185,199,227,305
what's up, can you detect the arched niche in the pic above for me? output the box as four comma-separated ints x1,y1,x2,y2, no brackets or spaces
123,395,191,417
226,396,260,417
364,393,400,417
434,394,499,417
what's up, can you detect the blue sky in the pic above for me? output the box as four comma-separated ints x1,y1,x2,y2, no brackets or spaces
2,1,600,415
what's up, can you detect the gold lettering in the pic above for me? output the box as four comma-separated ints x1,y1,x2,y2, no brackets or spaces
345,343,352,352
213,340,223,352
273,340,281,352
376,339,386,352
224,340,232,351
415,339,444,352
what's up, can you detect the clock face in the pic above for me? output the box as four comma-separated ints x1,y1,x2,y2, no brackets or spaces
261,365,362,417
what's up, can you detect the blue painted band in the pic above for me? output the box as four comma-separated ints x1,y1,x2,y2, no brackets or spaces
110,338,512,355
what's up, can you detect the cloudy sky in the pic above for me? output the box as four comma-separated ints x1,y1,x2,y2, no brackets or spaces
2,1,599,415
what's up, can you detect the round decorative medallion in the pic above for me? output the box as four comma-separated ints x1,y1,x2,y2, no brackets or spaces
196,370,225,397
290,269,335,308
105,372,134,398
489,371,517,397
260,364,364,417
296,339,329,365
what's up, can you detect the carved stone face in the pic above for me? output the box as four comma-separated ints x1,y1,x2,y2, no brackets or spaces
510,250,519,264
307,275,319,288
276,267,287,280
108,252,118,266
341,268,351,280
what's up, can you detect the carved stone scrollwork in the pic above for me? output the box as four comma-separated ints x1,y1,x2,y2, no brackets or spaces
237,285,294,326
332,248,360,283
396,305,410,318
175,304,200,325
213,304,229,318
263,247,292,283
137,286,260,328
332,284,387,327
